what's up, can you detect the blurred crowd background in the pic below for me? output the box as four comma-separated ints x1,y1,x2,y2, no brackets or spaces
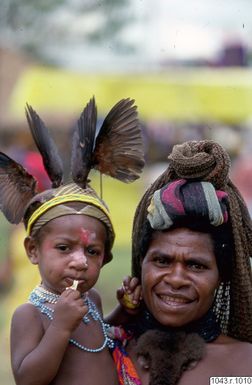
1,1,252,383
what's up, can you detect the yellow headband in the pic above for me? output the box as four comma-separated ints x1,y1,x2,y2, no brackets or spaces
26,193,113,236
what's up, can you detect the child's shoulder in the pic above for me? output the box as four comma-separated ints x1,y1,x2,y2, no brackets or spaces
12,302,43,327
88,288,102,311
11,302,45,351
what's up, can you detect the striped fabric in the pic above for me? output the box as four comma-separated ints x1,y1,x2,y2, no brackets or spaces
147,179,228,230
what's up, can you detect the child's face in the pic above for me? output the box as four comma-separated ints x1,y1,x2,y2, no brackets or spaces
25,214,107,294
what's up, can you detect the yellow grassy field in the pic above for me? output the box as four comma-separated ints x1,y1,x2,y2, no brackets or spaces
9,66,252,124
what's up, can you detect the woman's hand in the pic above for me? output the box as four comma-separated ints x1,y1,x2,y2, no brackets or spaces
117,276,142,314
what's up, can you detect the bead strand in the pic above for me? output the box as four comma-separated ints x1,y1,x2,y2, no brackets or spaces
29,285,114,352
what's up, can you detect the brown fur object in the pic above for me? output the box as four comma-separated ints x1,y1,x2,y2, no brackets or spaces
136,330,205,385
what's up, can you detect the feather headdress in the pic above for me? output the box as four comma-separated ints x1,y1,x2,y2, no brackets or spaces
0,97,145,227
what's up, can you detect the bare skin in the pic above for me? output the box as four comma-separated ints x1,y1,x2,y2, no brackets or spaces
11,214,118,385
119,228,252,384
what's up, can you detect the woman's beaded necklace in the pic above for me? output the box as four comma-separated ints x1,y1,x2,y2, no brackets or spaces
127,306,221,343
29,285,114,353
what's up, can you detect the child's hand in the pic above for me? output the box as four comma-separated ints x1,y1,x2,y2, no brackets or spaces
52,289,88,333
117,276,142,314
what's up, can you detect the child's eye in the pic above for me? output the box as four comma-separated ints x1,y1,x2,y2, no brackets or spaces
56,244,71,252
86,247,100,256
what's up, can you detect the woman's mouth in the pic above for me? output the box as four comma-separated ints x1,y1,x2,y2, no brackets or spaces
159,294,194,307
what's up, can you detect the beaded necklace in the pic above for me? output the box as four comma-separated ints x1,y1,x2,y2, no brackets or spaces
127,306,221,343
29,285,114,353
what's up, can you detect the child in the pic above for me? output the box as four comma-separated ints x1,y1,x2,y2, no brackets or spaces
0,97,144,385
11,184,118,385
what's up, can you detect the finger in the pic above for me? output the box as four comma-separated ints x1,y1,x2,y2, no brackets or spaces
132,285,142,304
116,287,125,300
75,297,85,305
80,305,89,317
61,289,72,298
65,286,78,293
122,276,131,292
128,277,140,292
61,289,81,300
77,301,88,312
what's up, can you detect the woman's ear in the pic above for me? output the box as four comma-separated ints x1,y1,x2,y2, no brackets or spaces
24,236,39,265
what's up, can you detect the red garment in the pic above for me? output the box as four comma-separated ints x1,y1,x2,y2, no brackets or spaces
111,327,141,385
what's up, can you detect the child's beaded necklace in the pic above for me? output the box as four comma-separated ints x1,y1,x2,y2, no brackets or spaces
29,285,114,353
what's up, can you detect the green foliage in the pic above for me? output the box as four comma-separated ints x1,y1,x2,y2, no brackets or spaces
0,0,133,64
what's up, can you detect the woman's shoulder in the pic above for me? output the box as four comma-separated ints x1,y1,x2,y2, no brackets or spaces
178,335,252,384
214,334,252,349
208,335,252,373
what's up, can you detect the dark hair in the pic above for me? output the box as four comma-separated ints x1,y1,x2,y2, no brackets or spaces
139,219,233,282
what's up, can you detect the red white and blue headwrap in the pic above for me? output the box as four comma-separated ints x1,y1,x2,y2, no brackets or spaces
147,179,229,230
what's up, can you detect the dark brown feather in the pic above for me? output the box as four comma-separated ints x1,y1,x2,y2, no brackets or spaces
71,97,97,188
0,152,37,223
93,98,145,183
25,104,64,188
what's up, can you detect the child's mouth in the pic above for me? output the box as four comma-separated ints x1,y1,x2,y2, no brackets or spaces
66,278,86,289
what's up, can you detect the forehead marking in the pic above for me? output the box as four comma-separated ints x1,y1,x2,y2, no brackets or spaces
80,228,92,245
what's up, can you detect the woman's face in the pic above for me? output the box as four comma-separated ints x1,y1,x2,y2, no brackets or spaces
141,227,220,327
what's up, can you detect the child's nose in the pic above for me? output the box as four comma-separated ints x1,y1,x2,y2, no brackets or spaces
69,250,88,270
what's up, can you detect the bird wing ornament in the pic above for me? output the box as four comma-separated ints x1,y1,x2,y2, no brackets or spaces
25,103,64,188
71,97,145,187
0,152,37,223
0,96,145,225
71,97,97,188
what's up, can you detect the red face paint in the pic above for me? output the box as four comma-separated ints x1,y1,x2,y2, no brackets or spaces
80,228,92,245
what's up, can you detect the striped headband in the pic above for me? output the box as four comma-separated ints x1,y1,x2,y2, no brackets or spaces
147,179,229,230
25,183,115,263
27,194,113,235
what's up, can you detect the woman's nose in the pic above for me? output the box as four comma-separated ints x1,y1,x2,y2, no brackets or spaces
69,250,88,270
164,263,189,289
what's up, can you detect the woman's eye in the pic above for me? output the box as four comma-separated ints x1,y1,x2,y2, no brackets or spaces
188,261,207,271
153,256,171,266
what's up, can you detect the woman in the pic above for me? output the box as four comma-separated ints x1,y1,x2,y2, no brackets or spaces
114,140,252,385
